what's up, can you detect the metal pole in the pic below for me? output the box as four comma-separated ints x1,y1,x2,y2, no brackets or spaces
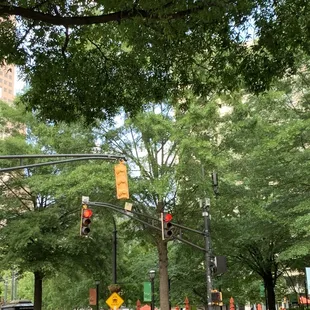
305,280,308,310
95,281,100,310
219,286,223,310
151,277,155,310
265,285,268,310
0,154,126,173
201,198,212,310
4,277,7,303
14,275,17,300
265,285,269,310
168,278,171,310
112,216,117,284
11,270,14,301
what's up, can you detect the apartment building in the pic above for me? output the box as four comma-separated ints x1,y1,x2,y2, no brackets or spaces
0,64,25,140
0,64,15,104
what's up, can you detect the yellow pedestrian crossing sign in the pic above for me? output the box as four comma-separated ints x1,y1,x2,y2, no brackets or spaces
106,292,124,310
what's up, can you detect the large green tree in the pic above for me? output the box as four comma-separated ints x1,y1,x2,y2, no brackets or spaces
95,105,179,310
174,60,310,310
0,100,122,310
2,57,310,310
0,0,309,122
94,103,223,309
1,99,209,310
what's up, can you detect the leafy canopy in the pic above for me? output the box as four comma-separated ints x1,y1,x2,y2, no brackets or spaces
0,0,309,122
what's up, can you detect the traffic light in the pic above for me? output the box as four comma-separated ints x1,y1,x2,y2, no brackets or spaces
114,161,129,200
210,256,217,273
214,256,227,275
161,212,174,240
210,256,228,275
211,290,222,305
80,204,93,236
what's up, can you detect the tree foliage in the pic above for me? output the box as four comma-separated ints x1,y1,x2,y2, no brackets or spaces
0,100,124,309
176,61,310,309
1,52,310,309
1,0,309,122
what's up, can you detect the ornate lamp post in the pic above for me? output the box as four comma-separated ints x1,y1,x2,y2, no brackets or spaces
149,270,156,310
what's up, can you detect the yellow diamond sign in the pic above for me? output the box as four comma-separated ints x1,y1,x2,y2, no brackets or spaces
106,292,124,310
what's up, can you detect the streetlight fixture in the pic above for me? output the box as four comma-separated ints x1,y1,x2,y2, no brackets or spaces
149,270,156,310
95,280,100,310
201,198,212,310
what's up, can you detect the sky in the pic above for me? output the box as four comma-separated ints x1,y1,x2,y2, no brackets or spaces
14,68,25,95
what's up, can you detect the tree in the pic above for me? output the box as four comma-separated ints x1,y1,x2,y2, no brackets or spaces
150,51,310,310
175,62,310,310
3,61,310,310
94,102,227,309
1,99,212,310
0,100,120,310
0,0,308,122
95,105,177,310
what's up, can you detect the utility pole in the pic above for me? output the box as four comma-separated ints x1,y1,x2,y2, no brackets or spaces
95,280,100,310
201,198,212,310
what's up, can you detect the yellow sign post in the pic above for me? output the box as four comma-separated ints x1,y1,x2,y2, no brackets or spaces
106,292,124,310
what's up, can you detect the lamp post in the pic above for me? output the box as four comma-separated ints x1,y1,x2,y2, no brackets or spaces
11,270,18,301
200,198,212,310
95,280,100,310
149,270,156,310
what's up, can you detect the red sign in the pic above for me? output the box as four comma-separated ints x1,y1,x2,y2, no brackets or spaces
89,288,96,305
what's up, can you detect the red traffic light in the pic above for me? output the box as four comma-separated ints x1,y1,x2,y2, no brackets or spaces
164,213,173,222
83,209,93,218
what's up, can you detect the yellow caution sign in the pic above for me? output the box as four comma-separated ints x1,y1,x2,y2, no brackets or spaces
106,292,124,310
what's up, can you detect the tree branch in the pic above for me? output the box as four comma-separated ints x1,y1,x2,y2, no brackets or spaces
0,4,209,26
61,26,70,60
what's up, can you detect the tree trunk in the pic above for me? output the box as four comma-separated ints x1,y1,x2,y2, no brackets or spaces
34,271,44,310
157,239,170,310
264,273,276,310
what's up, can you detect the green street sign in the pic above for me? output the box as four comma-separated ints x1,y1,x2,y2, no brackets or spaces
260,283,265,298
144,282,151,302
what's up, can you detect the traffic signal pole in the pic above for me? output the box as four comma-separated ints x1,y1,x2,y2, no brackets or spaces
1,154,221,310
201,198,213,310
0,154,125,173
112,216,117,284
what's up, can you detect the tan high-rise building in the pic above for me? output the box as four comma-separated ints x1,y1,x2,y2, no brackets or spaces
0,63,22,139
0,64,15,104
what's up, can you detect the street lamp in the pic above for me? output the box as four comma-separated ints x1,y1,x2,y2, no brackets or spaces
95,280,100,310
200,198,212,310
149,270,156,310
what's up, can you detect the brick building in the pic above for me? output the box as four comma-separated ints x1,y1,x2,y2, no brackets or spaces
0,64,15,104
